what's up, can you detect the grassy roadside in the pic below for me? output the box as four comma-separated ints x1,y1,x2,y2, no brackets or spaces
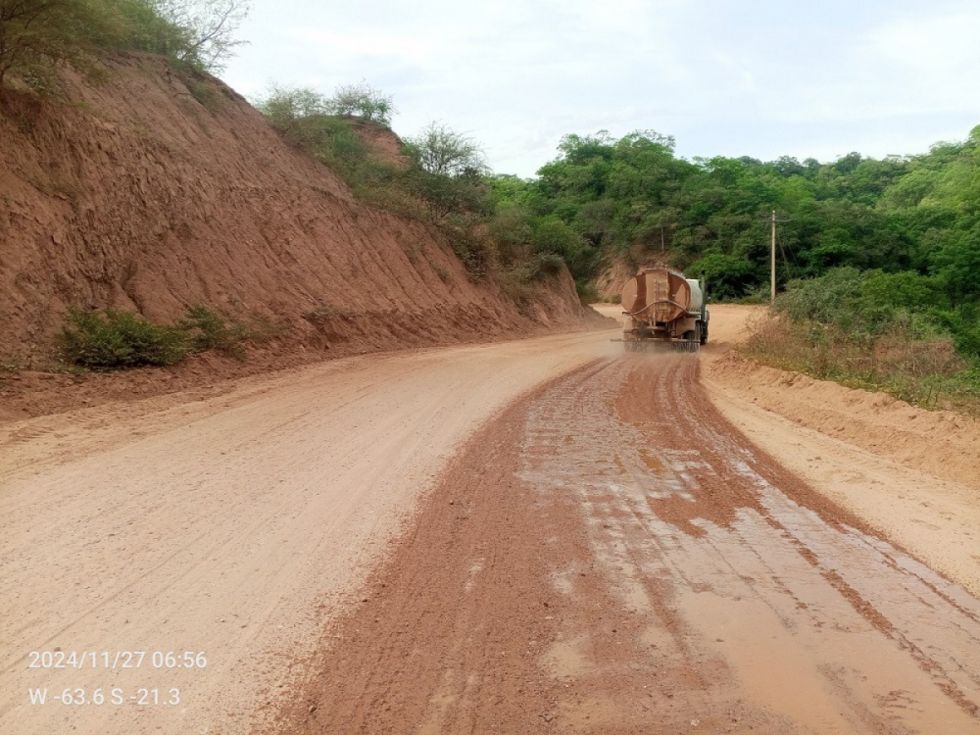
737,270,980,417
740,316,980,416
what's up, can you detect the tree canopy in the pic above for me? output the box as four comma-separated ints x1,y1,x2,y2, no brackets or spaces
405,123,486,177
481,126,978,363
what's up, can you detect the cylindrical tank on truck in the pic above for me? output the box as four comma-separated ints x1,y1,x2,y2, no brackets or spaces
619,267,709,351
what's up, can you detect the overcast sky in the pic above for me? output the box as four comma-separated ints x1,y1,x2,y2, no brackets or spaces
222,0,980,177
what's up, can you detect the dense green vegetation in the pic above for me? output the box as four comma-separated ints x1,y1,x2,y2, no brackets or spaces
491,127,978,403
741,269,978,413
260,80,976,337
492,128,978,309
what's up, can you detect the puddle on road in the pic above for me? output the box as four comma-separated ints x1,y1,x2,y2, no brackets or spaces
521,355,980,733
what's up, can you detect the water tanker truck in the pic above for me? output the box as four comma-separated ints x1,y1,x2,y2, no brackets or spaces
619,267,709,352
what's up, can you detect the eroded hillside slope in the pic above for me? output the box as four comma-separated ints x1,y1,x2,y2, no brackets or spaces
0,54,592,366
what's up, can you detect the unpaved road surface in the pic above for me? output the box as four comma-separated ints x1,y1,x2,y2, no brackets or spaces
276,355,980,734
0,333,614,735
3,310,980,734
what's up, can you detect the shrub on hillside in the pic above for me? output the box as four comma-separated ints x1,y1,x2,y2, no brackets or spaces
259,88,365,155
934,303,980,358
59,309,189,368
179,305,248,358
329,82,394,125
405,167,490,219
443,220,492,279
575,278,599,303
685,252,757,300
405,123,485,177
0,0,249,95
59,305,252,369
532,252,566,278
0,0,120,92
487,203,533,266
258,85,418,213
258,88,580,299
259,84,393,134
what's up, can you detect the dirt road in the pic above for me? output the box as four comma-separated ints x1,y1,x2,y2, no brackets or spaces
3,309,979,734
275,354,980,734
0,332,615,735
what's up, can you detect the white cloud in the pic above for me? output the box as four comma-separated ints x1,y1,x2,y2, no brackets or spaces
856,4,980,113
223,0,980,174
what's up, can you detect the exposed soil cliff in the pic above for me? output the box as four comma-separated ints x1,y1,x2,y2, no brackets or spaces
0,54,595,376
594,256,636,301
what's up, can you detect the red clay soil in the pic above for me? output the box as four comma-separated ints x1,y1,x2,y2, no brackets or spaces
349,118,412,168
594,257,637,302
0,53,605,419
268,355,980,734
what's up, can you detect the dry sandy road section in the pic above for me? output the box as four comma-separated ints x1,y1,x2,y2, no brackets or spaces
0,330,617,735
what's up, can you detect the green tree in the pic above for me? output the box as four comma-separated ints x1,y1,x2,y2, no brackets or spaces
406,122,486,176
327,81,394,125
932,225,980,301
686,252,756,299
150,0,250,73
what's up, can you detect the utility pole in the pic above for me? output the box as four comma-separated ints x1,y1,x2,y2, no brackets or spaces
656,222,676,256
658,223,674,254
770,209,777,304
762,209,789,303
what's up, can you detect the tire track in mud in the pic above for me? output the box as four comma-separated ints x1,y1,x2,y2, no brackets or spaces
609,354,980,725
271,355,980,734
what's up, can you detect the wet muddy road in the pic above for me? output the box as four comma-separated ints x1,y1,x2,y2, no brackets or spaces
281,355,980,734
